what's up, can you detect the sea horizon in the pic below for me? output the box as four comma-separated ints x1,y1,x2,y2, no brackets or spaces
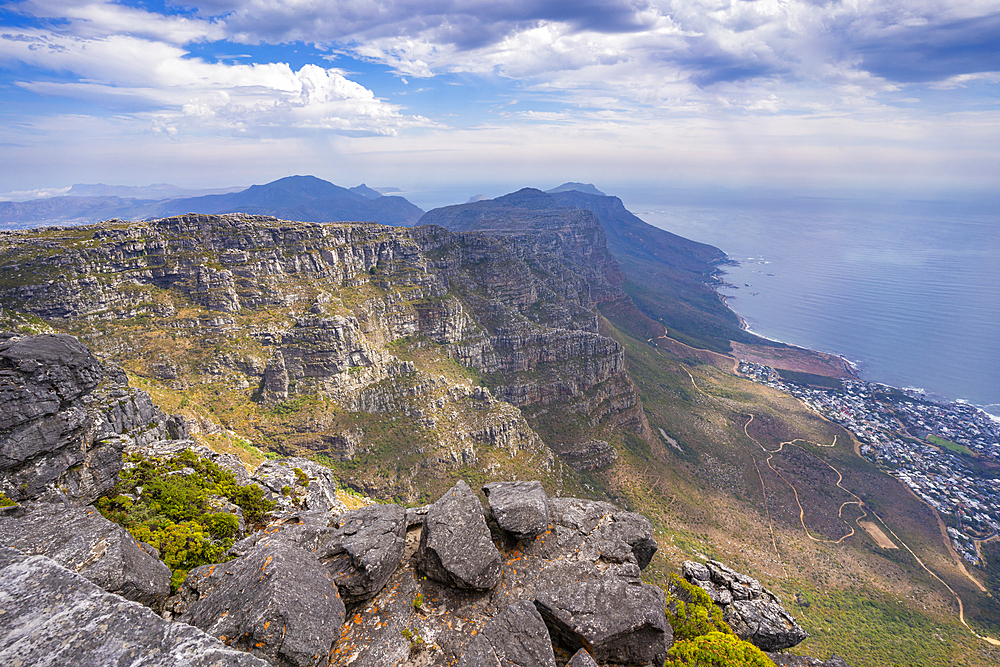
621,187,1000,418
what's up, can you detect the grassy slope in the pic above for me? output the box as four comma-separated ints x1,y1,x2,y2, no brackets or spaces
596,311,1000,667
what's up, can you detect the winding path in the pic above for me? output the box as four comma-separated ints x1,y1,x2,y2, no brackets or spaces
679,361,1000,646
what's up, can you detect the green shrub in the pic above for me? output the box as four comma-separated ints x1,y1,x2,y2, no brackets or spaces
0,492,16,508
665,573,733,641
98,448,276,591
202,512,239,539
665,631,772,666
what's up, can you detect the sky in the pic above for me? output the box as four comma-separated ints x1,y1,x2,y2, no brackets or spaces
1,1,999,205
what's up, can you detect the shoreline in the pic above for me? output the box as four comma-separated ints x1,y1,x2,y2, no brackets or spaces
715,266,999,419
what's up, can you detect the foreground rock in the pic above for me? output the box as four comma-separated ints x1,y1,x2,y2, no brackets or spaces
0,332,187,506
0,546,269,667
534,578,671,666
682,560,808,651
0,503,171,608
252,457,348,518
566,648,599,667
317,503,407,604
244,503,408,605
457,600,556,667
174,539,346,667
417,479,502,590
332,489,661,666
483,480,549,540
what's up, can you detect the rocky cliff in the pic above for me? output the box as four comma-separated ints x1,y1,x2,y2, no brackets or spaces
0,212,645,498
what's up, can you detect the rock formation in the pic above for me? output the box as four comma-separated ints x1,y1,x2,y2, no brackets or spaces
681,559,808,651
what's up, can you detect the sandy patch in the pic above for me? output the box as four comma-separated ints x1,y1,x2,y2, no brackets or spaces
859,520,898,549
730,341,856,378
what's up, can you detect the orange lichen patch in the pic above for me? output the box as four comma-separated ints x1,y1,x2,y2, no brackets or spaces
264,621,270,630
262,555,274,569
354,614,364,624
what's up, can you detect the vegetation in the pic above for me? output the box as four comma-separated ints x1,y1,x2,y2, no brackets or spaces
97,448,275,590
664,573,733,641
0,492,16,508
665,631,773,666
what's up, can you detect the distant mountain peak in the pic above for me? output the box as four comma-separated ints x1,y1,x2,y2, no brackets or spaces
546,182,606,196
349,184,384,200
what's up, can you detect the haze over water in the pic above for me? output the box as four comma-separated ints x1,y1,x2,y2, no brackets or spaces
625,189,1000,416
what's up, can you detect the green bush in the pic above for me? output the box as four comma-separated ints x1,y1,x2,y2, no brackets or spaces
665,631,772,666
97,448,276,591
665,573,733,641
0,492,16,508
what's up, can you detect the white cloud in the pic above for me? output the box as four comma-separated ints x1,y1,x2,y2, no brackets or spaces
0,29,427,136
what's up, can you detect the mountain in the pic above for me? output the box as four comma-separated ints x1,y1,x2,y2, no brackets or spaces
149,175,424,225
67,183,244,199
546,182,606,196
0,176,424,228
419,187,746,351
348,183,383,199
0,194,995,666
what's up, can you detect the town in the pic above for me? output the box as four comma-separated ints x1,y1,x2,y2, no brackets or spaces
739,362,1000,566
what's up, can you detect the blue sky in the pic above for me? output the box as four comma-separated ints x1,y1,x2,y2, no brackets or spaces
1,0,998,203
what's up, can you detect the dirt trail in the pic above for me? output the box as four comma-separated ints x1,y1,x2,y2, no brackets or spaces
680,362,999,646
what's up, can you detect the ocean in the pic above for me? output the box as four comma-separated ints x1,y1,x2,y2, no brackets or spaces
621,189,1000,417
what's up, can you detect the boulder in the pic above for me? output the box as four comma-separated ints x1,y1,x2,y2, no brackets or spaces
252,457,348,518
0,503,171,608
534,578,671,665
566,648,599,667
417,479,502,590
0,546,269,667
483,480,550,540
177,539,346,667
682,560,807,651
457,600,556,667
591,511,658,570
315,502,407,604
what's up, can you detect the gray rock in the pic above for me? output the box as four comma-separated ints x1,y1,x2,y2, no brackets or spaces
534,578,671,666
681,560,807,651
417,479,502,590
252,457,348,518
592,511,658,569
178,538,346,667
316,502,407,604
458,600,556,667
0,503,171,608
128,439,251,486
566,648,599,667
0,546,269,667
483,480,550,540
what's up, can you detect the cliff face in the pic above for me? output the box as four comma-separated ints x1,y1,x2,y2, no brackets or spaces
0,212,645,496
0,332,185,505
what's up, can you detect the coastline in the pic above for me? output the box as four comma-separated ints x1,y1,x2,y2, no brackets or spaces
715,263,1000,419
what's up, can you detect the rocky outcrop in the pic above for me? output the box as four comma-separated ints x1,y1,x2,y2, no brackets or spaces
0,546,270,667
483,480,549,540
417,480,503,590
0,503,171,608
334,482,663,666
681,560,808,651
0,213,646,484
175,539,346,667
0,333,184,506
534,578,671,666
252,457,349,518
457,600,556,667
